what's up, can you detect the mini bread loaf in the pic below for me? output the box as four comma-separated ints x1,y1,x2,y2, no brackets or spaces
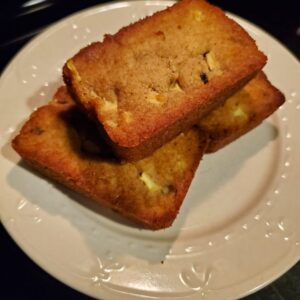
63,0,267,161
12,87,207,230
199,72,285,152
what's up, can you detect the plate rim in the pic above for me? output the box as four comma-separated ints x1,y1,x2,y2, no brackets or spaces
1,1,300,300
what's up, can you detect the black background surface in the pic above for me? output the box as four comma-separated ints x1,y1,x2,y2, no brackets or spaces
1,1,299,299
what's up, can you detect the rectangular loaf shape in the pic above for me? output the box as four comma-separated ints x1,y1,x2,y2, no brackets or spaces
63,0,267,160
12,87,207,230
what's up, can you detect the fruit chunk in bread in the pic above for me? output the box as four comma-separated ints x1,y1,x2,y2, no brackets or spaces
199,72,285,152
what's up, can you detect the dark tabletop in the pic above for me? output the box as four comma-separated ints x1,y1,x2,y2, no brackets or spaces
1,1,299,299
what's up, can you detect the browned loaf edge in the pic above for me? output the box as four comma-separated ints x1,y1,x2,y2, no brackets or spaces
12,87,207,230
199,72,285,152
63,0,267,161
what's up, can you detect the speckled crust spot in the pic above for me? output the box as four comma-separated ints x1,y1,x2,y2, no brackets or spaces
146,90,162,105
169,80,183,92
140,172,165,193
200,72,209,84
30,127,45,135
105,120,117,128
232,106,248,119
204,51,220,72
101,99,118,112
122,111,133,124
192,9,205,22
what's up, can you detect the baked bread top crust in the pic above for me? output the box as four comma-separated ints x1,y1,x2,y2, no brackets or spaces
63,0,266,160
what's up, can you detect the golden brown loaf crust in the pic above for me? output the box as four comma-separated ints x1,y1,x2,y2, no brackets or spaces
63,0,267,161
12,87,207,230
199,72,285,152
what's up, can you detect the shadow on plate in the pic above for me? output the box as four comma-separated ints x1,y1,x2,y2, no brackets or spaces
2,96,279,265
6,159,181,263
180,121,279,236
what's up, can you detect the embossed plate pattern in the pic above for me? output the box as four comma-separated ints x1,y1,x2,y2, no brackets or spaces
0,1,300,299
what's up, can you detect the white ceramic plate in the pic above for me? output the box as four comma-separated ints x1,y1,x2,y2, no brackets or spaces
1,1,300,299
